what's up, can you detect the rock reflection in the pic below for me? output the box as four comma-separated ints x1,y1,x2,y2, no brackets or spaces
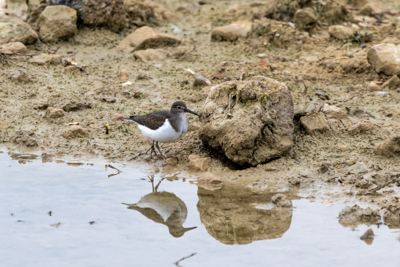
124,177,196,238
197,183,293,245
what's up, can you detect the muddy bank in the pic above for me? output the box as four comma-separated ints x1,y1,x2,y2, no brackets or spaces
1,0,400,216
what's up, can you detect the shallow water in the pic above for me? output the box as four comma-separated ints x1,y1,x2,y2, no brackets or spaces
1,151,400,267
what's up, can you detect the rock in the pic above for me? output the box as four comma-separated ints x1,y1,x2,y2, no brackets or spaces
382,75,400,89
116,26,180,53
117,69,129,81
288,177,301,186
6,0,28,20
347,120,374,134
374,136,400,156
359,3,382,17
8,69,31,83
49,0,126,32
368,82,380,91
29,54,62,65
360,228,374,244
197,172,222,184
171,45,192,61
271,194,292,208
322,104,347,119
45,107,65,119
338,205,380,227
335,143,349,151
193,73,211,87
293,8,316,31
0,9,38,45
304,98,324,114
64,125,88,139
188,154,209,171
367,44,400,76
0,118,9,130
133,48,166,62
10,130,38,147
37,5,77,43
211,20,252,42
62,101,92,112
163,157,178,166
342,162,369,174
328,25,353,40
382,199,400,228
0,41,26,53
199,76,294,166
124,0,170,25
300,112,330,134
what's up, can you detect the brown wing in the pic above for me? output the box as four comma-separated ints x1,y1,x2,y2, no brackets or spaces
128,111,170,130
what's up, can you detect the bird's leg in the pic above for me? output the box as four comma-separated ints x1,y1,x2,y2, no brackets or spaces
150,140,158,159
130,141,156,160
155,141,166,158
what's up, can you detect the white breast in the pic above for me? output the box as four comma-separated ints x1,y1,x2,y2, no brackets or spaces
137,119,181,143
179,113,189,137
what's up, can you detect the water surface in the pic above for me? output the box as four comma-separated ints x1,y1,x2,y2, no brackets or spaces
1,151,400,267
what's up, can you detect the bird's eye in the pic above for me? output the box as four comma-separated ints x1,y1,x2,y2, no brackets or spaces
178,106,182,109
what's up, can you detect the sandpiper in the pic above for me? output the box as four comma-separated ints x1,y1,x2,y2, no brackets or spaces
124,101,199,159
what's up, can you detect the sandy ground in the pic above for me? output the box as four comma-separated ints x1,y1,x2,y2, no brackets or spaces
2,0,400,225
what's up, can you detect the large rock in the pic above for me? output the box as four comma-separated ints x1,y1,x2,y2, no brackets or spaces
211,20,252,42
124,0,171,25
37,5,77,43
293,8,317,31
5,0,28,20
328,25,353,40
0,8,38,44
199,76,294,166
116,26,180,53
49,0,126,32
367,44,400,76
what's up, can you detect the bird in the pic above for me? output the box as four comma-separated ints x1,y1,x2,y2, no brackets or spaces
124,101,199,159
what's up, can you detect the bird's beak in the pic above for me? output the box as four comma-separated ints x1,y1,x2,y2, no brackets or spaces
185,108,199,116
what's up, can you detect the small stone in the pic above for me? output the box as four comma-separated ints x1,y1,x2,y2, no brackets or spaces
117,69,129,81
271,194,292,208
328,25,354,40
64,125,88,139
288,177,301,186
300,112,330,134
188,154,209,171
359,3,382,17
0,41,26,53
37,5,77,43
368,82,380,91
211,20,252,42
348,121,374,134
374,136,400,156
163,157,178,166
382,75,400,89
88,123,98,129
116,26,180,53
293,8,316,31
322,104,347,119
305,99,324,114
335,143,349,151
30,54,62,65
45,107,65,119
342,162,369,174
360,228,375,240
197,172,222,184
367,44,400,76
8,70,31,83
133,48,166,62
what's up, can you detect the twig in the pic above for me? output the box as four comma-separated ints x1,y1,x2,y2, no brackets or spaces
108,164,121,172
49,46,61,54
369,179,397,192
2,52,40,57
174,253,197,267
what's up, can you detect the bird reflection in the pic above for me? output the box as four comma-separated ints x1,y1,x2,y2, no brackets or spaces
123,176,196,238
